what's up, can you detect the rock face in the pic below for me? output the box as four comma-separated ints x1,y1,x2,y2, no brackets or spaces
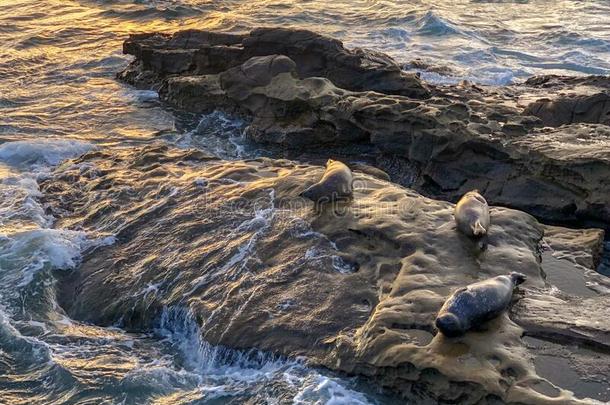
42,145,609,404
120,27,430,98
118,28,610,228
522,75,610,126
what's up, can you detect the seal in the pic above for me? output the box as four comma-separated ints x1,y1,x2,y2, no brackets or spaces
435,272,526,337
454,190,490,238
301,159,353,204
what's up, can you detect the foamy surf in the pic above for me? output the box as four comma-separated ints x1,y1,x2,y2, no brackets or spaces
167,110,257,159
0,139,107,290
0,0,608,403
156,307,379,404
0,139,94,168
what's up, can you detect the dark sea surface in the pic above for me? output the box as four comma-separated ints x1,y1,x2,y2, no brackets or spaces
1,1,609,403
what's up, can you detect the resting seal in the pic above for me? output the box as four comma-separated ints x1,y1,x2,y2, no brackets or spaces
454,190,490,238
435,272,526,337
301,159,353,204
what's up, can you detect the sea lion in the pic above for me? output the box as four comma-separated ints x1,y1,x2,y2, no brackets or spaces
435,272,526,337
301,159,353,204
454,190,490,238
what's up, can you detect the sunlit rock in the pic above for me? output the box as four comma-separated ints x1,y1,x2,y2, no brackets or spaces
118,28,610,227
41,145,608,404
119,27,430,98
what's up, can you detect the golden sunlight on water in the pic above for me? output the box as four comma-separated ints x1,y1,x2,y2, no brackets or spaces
0,1,609,404
1,0,608,146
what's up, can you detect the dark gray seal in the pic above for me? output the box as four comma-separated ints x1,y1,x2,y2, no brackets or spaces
301,159,353,204
435,272,526,337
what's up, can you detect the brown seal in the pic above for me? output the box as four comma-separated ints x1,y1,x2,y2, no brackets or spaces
301,159,353,204
454,190,490,238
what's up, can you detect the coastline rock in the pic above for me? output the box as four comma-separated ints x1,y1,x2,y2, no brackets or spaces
118,29,610,228
522,75,610,126
542,225,604,270
120,27,430,98
41,145,608,404
511,225,610,402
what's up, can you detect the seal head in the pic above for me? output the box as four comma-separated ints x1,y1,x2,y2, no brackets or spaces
435,313,466,337
510,272,527,286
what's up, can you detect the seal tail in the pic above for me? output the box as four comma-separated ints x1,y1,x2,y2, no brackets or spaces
471,220,487,236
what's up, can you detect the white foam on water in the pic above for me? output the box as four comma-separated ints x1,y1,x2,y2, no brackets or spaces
127,89,159,103
414,10,464,37
293,375,374,405
0,139,111,294
0,140,95,233
157,306,288,375
170,111,252,159
0,307,52,364
156,306,377,404
0,169,51,229
0,139,94,168
193,177,208,187
304,248,355,274
419,67,516,86
0,229,116,287
119,363,202,395
188,189,276,296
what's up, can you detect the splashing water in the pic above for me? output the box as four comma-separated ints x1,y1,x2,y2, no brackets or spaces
0,0,609,403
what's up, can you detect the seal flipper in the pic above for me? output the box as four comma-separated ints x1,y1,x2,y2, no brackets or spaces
471,220,486,236
301,184,320,201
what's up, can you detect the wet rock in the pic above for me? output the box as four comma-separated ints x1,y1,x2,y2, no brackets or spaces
515,293,610,350
406,58,457,76
523,336,610,403
522,75,610,126
542,225,604,270
118,29,610,227
120,27,430,98
150,55,610,226
159,74,234,113
41,145,607,404
350,163,391,182
524,93,610,127
511,224,610,403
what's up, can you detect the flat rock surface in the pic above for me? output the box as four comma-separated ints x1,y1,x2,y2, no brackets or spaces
41,145,609,404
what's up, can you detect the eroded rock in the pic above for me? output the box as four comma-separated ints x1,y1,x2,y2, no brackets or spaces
118,29,610,227
41,145,608,404
522,75,610,126
511,225,610,402
120,27,430,98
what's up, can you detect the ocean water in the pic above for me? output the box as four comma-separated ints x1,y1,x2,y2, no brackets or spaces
0,0,609,403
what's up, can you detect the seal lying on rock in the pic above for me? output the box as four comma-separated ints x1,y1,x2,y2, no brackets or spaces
301,159,353,204
435,272,527,337
454,190,490,238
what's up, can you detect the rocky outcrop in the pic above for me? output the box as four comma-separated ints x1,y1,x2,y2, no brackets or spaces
120,27,430,98
43,145,609,404
118,28,610,228
522,75,610,126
